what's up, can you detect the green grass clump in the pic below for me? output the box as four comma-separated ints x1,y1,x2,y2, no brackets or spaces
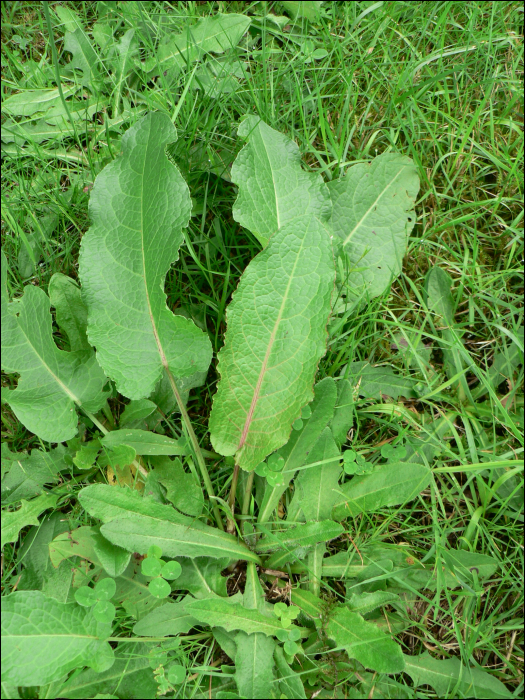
1,1,523,698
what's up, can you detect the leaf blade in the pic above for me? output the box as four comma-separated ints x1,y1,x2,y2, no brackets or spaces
79,112,212,400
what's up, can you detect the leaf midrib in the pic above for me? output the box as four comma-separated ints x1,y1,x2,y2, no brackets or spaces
237,225,307,453
342,166,407,247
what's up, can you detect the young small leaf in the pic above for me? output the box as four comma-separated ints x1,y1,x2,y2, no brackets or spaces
75,586,99,607
161,560,182,580
92,532,131,578
48,273,91,356
167,663,186,685
141,557,162,578
95,578,116,601
92,600,116,623
79,112,212,401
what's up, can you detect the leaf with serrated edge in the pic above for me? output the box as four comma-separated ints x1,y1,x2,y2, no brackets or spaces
326,605,405,674
185,599,305,637
154,14,251,77
79,112,212,400
232,116,331,248
404,652,512,699
209,214,334,472
79,485,259,561
332,461,431,520
2,494,58,548
1,252,109,442
274,645,306,699
133,599,198,637
1,591,113,686
256,520,343,554
329,152,419,299
101,513,260,563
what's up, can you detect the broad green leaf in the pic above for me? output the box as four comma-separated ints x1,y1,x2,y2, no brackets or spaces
1,252,109,442
101,513,260,562
119,399,157,427
92,21,113,50
404,652,512,699
49,274,91,355
329,152,419,299
234,632,275,699
16,512,70,588
79,111,212,400
101,429,189,456
346,591,399,614
154,14,251,77
2,494,58,548
243,561,266,611
133,599,198,637
321,542,413,578
231,116,331,248
274,646,306,698
442,549,499,583
332,461,431,520
79,485,259,561
209,214,335,472
92,532,131,577
1,86,77,116
344,361,418,399
174,556,229,599
79,484,188,525
1,591,113,686
2,445,67,505
55,642,156,699
258,377,337,523
290,427,341,521
64,28,102,88
326,605,405,674
185,599,304,637
148,366,209,417
152,456,204,517
256,520,343,554
280,1,324,22
330,379,353,447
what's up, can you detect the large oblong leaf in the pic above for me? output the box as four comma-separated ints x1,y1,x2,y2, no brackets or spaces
79,112,212,400
184,599,302,637
1,591,113,686
209,214,335,471
1,252,109,442
232,116,331,248
329,152,419,299
79,485,260,563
